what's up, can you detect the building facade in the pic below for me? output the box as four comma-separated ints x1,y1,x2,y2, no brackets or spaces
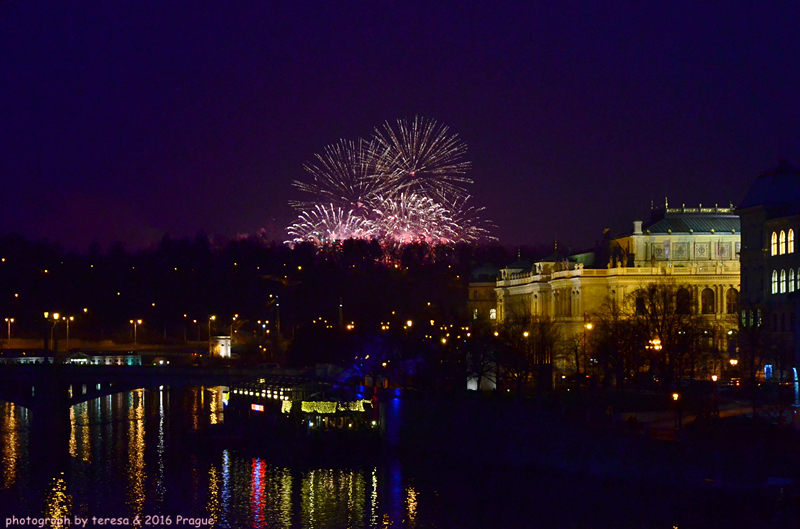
738,162,800,374
477,206,741,376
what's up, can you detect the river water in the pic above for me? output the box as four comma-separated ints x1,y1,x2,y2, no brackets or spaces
0,387,789,528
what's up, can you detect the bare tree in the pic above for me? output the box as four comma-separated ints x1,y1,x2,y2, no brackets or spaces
464,320,498,391
589,295,647,390
627,280,709,385
496,310,559,394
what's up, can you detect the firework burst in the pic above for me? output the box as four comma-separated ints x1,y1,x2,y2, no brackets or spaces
372,193,460,247
286,116,494,248
286,205,376,244
290,138,379,212
370,116,472,201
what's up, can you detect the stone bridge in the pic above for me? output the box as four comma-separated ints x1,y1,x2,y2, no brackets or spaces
0,364,268,430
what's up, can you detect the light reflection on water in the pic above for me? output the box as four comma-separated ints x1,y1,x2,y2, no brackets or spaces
44,475,71,521
0,387,784,528
1,402,24,489
0,387,425,528
126,389,146,519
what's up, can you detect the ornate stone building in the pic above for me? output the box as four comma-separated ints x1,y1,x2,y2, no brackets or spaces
477,206,741,374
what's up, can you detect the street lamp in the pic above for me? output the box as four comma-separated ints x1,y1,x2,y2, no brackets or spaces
672,392,682,431
130,319,142,345
230,314,238,346
63,316,74,350
208,315,216,342
4,317,13,340
44,312,60,354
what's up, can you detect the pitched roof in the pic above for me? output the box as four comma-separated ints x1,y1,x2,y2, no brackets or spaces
644,213,740,234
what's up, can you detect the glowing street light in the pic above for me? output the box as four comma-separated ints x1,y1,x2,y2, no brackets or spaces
63,315,74,350
208,315,216,343
672,392,682,431
4,317,13,340
130,319,142,345
44,312,60,353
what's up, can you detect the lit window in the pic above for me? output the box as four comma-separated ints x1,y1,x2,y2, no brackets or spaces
772,270,778,294
790,229,795,254
473,309,478,320
772,232,778,255
781,269,787,293
489,309,497,320
790,270,796,293
780,231,786,255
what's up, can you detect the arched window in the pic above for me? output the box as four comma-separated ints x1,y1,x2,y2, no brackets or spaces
701,288,715,314
772,232,778,255
726,288,738,314
489,309,496,320
790,270,796,293
781,269,787,293
676,288,692,314
790,229,795,253
780,231,786,255
772,270,778,294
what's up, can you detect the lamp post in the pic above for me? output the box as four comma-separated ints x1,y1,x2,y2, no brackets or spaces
208,315,216,343
672,392,682,432
582,321,593,378
130,319,142,345
230,314,238,346
44,312,60,354
63,316,74,351
4,317,13,340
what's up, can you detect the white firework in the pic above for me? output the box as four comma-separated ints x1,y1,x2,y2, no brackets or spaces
286,205,376,244
290,138,379,212
372,193,460,247
286,116,493,248
369,116,472,201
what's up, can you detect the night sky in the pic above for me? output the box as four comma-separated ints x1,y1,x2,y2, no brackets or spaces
2,1,799,252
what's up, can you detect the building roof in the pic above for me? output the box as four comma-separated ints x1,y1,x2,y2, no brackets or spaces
644,209,740,234
470,264,500,281
738,161,800,216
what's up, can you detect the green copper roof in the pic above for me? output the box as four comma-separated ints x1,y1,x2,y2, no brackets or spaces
644,213,740,234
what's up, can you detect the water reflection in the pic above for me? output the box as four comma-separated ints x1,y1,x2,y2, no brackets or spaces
0,401,28,489
156,387,167,506
126,389,146,519
0,386,778,528
69,403,91,462
208,387,223,425
43,475,71,521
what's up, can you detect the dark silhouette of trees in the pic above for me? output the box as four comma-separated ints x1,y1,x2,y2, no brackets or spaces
589,280,716,389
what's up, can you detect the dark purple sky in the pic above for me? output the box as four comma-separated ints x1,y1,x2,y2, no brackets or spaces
2,1,799,251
